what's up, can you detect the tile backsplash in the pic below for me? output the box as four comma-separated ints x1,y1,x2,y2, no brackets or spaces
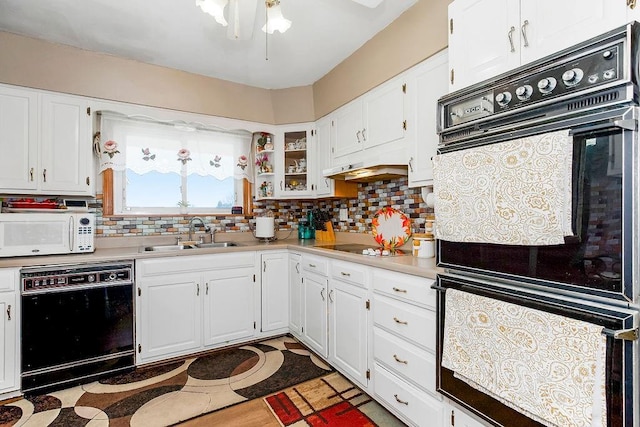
95,177,434,238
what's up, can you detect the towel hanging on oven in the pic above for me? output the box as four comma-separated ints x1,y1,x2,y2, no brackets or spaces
432,129,574,245
441,288,607,427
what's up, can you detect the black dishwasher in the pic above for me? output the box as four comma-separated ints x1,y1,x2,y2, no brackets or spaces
21,261,135,394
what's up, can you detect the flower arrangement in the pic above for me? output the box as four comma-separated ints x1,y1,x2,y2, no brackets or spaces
256,132,272,151
255,153,272,173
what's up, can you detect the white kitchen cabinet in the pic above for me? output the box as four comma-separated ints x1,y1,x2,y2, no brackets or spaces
443,400,490,427
0,84,93,196
331,75,409,167
137,271,202,362
328,260,369,389
448,0,628,91
301,255,329,358
288,253,303,336
0,86,38,192
203,267,255,346
255,125,315,200
314,116,334,197
0,269,19,397
407,50,448,188
260,251,289,333
136,252,257,364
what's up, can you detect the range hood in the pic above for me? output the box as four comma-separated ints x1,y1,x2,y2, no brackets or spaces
323,162,408,182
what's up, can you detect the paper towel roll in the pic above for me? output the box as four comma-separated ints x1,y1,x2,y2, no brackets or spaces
256,217,275,238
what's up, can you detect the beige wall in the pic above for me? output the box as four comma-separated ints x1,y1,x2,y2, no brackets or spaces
0,0,449,124
312,0,450,118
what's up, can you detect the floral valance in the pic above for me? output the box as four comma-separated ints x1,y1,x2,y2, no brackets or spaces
98,112,254,182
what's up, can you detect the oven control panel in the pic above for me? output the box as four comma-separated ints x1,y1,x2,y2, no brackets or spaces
442,34,627,130
21,263,133,293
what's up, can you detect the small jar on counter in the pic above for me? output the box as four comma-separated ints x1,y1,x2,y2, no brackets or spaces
412,233,435,258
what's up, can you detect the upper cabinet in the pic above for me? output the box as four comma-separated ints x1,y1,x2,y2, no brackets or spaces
448,0,629,91
330,75,409,167
0,84,94,196
406,50,448,188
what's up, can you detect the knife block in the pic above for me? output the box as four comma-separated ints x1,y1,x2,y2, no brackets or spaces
315,221,335,241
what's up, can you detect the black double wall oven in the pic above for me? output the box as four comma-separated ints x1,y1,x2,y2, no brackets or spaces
434,23,639,427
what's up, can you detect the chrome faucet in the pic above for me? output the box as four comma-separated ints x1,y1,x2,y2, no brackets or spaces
188,216,210,242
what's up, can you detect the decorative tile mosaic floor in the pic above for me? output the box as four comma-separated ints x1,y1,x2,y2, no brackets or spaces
0,336,405,426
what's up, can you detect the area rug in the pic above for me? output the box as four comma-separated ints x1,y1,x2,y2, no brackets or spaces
0,336,336,426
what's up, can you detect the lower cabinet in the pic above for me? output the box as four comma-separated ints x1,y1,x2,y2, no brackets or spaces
136,252,257,364
301,269,328,358
328,260,369,389
0,268,19,397
260,251,289,333
288,253,303,335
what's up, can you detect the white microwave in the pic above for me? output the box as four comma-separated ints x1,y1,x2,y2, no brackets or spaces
0,213,95,257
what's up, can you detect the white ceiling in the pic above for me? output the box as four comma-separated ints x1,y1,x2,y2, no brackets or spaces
0,0,417,89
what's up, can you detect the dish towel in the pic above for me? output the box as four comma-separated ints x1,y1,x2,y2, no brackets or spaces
432,130,574,245
441,288,607,427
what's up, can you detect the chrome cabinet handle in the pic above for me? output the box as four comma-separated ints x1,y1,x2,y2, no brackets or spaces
6,305,10,321
280,181,283,191
394,394,409,405
29,167,34,181
361,128,366,141
324,178,329,187
328,289,334,302
42,168,47,182
392,287,407,293
508,26,516,52
393,354,408,364
309,263,316,268
197,283,200,296
206,283,209,295
521,20,529,47
356,130,362,143
340,271,351,277
295,262,300,274
408,157,414,172
320,288,325,301
263,261,267,272
393,317,408,325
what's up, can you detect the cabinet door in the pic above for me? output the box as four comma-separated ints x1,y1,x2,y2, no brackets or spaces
281,127,314,197
288,253,303,335
137,273,202,362
0,86,38,192
448,0,520,91
520,0,627,65
203,268,255,347
40,93,93,195
0,292,17,394
363,77,406,150
332,100,364,159
314,116,334,197
261,252,289,332
302,271,328,358
408,51,449,188
329,279,368,388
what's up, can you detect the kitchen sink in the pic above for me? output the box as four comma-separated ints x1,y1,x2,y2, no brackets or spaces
143,244,194,252
194,242,240,248
143,242,240,252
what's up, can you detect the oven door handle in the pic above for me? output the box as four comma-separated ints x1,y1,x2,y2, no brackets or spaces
570,119,637,135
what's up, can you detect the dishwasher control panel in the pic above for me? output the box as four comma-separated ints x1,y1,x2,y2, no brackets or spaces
21,262,133,293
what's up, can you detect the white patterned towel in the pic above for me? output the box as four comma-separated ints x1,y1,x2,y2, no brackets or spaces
432,130,574,245
441,289,607,427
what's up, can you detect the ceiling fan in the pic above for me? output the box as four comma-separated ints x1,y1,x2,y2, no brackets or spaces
195,0,386,40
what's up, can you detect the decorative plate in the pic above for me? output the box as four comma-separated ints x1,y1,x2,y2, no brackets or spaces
372,207,412,249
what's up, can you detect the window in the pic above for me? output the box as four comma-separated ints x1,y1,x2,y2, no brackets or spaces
99,113,253,215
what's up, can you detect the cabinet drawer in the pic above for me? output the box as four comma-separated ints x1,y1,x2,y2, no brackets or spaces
372,268,435,309
373,294,435,351
0,269,18,292
330,260,367,287
373,327,438,397
301,255,328,276
374,364,443,427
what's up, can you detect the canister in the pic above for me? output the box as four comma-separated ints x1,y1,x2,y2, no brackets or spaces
412,233,435,258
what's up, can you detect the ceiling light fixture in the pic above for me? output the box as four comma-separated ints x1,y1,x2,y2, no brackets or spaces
262,0,291,34
195,0,229,26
